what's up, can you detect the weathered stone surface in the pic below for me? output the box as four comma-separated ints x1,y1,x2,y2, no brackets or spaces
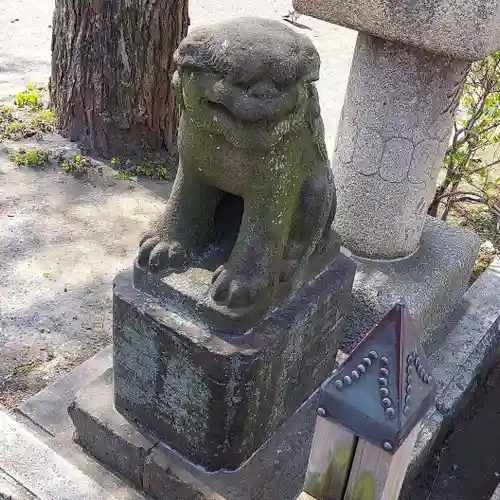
432,257,500,422
138,17,336,318
114,252,355,471
293,0,500,61
331,32,470,259
69,369,158,489
339,217,480,352
134,233,341,334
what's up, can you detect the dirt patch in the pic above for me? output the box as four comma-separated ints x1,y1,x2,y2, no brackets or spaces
407,361,500,500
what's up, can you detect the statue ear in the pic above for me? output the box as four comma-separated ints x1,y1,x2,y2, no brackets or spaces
172,69,185,110
172,70,182,94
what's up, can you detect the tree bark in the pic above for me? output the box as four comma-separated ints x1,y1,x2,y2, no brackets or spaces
50,0,188,158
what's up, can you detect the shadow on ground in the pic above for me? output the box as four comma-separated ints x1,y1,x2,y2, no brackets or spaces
407,361,500,500
0,144,170,407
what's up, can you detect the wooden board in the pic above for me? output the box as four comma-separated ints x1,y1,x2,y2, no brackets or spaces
343,426,420,500
303,416,357,500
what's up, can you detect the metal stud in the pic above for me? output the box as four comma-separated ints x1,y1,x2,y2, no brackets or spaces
363,357,372,367
418,366,425,378
403,405,410,416
343,375,352,386
317,406,327,417
385,407,396,419
381,356,390,366
405,395,411,405
407,375,413,384
407,354,414,365
428,375,433,384
369,350,379,360
380,367,389,377
357,364,366,374
382,398,391,408
351,370,360,381
423,373,429,383
379,377,388,387
407,364,413,374
383,441,393,452
406,384,412,393
380,387,389,397
335,380,343,390
415,356,421,368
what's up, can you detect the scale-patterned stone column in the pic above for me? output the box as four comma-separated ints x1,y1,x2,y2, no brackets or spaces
332,33,469,259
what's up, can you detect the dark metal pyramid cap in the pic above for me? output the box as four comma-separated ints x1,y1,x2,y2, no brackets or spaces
318,300,436,454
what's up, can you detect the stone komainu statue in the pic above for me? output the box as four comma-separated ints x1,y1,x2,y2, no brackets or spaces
138,17,335,310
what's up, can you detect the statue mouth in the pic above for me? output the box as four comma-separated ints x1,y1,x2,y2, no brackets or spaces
204,99,236,119
202,96,293,123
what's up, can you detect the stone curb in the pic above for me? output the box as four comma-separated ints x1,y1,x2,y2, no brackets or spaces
17,345,112,437
0,409,119,500
402,257,500,494
491,482,500,500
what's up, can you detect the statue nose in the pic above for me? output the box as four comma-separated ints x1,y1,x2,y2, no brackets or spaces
247,81,280,100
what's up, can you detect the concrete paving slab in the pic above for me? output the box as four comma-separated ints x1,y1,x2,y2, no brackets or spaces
0,470,37,500
0,409,119,500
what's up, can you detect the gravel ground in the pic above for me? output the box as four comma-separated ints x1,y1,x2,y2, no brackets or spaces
0,1,357,407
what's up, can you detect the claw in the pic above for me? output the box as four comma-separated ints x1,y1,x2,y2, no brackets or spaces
167,242,189,268
211,268,232,302
226,281,251,308
138,237,160,266
212,264,224,284
149,241,171,270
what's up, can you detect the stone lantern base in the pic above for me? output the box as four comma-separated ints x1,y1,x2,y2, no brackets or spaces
339,217,481,352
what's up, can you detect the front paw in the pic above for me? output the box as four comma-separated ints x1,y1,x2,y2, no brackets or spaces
210,264,274,308
138,230,190,271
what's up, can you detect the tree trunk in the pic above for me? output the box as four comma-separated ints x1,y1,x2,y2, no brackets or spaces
50,0,188,158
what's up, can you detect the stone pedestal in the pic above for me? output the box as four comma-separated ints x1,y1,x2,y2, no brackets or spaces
339,217,480,352
69,369,319,500
113,250,355,472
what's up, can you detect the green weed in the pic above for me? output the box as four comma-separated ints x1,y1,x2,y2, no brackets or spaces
58,153,92,177
110,154,172,180
8,147,51,167
114,170,133,180
30,108,56,133
15,82,44,109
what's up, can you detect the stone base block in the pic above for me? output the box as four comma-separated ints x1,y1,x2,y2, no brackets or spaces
339,217,480,352
113,253,355,472
69,369,318,500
